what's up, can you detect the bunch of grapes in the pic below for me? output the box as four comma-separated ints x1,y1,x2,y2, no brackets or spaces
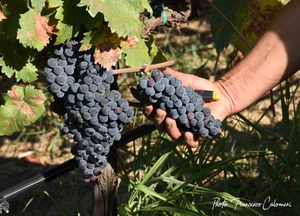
135,69,222,138
44,42,134,183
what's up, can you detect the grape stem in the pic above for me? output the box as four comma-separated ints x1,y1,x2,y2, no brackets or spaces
140,0,192,37
113,60,176,75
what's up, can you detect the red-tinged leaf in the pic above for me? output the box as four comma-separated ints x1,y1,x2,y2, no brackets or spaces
0,10,6,21
17,9,54,51
35,14,53,45
0,85,46,136
94,48,121,70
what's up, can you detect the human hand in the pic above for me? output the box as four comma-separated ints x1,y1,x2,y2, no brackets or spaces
143,67,232,148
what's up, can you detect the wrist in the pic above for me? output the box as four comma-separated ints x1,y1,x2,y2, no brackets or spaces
213,79,237,120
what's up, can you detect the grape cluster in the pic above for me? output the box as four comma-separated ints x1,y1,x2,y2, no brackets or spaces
45,42,134,183
136,69,222,138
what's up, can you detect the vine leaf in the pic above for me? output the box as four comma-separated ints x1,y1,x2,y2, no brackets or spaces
208,0,248,53
17,9,54,51
53,0,73,43
145,35,167,64
233,0,283,53
0,10,6,21
15,63,38,83
121,37,151,67
0,58,38,83
94,48,121,70
52,0,101,44
77,0,144,37
0,85,46,136
80,27,121,69
142,0,153,16
48,0,62,8
0,57,15,78
30,0,46,13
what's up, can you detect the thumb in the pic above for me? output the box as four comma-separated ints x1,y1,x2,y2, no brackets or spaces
163,67,216,91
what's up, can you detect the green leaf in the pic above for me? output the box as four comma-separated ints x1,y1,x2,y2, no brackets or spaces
145,35,167,64
0,58,38,83
17,8,53,51
208,0,248,53
142,0,153,16
0,85,46,136
47,0,62,8
232,0,283,53
151,48,167,64
122,39,151,67
54,3,73,43
77,0,144,37
0,57,15,78
15,62,38,83
53,0,101,44
31,0,46,13
0,1,37,70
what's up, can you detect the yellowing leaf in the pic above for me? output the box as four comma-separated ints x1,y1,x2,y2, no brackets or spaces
0,10,6,21
17,9,53,51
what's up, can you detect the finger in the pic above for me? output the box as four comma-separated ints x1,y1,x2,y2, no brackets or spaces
165,117,182,140
163,68,216,91
183,132,199,148
153,109,167,132
143,103,154,120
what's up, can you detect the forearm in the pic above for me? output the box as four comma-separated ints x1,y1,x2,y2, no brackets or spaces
215,0,300,117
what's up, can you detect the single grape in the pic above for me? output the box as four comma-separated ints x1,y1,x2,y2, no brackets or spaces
56,74,67,85
50,83,61,93
53,66,64,75
47,58,58,68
